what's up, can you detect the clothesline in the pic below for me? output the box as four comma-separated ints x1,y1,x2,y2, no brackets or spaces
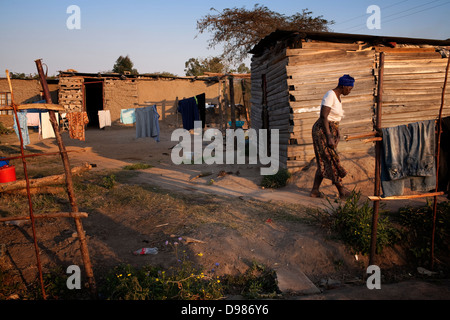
344,119,443,142
0,103,64,111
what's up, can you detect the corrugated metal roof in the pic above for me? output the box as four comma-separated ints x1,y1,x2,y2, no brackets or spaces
249,30,450,54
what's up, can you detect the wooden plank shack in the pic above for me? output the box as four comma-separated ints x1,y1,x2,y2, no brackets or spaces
249,30,450,173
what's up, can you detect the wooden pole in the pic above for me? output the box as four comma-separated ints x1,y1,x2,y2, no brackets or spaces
369,52,385,266
241,79,251,128
0,212,89,223
229,76,236,129
223,79,229,129
369,191,444,201
0,163,91,193
35,59,98,298
6,70,47,299
431,54,450,269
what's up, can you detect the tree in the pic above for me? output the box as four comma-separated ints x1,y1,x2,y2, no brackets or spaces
230,63,250,74
149,71,178,77
196,4,333,64
112,55,138,74
184,56,225,76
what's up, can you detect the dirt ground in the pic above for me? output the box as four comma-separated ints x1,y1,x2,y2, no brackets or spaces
1,122,449,300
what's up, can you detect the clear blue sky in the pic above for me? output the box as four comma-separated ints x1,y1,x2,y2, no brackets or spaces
1,0,449,77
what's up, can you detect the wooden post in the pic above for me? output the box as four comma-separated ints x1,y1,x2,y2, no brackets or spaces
241,79,251,128
223,79,229,129
369,52,385,266
35,59,98,298
0,212,89,223
229,76,236,129
218,81,223,131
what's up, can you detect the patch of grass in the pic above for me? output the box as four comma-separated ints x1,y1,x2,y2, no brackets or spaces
101,174,116,189
222,261,279,299
316,190,401,255
100,261,223,300
260,168,291,189
393,201,450,266
123,163,153,170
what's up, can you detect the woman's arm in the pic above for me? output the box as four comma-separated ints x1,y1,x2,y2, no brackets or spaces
320,105,336,149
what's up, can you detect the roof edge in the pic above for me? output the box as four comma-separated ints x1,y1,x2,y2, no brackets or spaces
249,30,450,54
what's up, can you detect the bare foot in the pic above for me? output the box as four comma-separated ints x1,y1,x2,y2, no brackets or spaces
310,190,323,198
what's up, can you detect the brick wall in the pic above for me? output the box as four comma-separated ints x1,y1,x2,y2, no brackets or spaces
104,79,138,124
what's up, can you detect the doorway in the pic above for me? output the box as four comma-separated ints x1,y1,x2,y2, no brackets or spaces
83,79,104,128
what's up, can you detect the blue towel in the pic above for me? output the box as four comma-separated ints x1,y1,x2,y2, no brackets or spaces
120,108,136,124
13,111,30,148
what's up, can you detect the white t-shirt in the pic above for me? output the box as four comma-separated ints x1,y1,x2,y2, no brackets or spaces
321,90,343,122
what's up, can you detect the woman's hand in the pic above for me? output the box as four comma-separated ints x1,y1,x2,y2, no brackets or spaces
326,134,336,149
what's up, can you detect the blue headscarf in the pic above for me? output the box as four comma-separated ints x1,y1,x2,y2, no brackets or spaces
338,74,355,87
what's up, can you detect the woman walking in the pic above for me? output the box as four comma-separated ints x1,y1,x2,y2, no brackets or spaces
310,74,354,199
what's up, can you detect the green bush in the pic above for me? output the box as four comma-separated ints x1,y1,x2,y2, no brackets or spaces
260,169,291,189
321,190,400,255
221,261,279,299
101,174,116,189
123,163,153,170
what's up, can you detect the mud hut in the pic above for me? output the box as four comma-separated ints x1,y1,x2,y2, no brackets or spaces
249,30,450,172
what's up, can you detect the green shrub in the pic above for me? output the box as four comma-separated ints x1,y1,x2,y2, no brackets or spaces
123,163,153,170
260,169,291,189
101,174,116,189
222,261,279,299
320,190,400,255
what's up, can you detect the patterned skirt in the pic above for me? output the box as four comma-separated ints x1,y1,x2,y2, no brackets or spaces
312,118,347,184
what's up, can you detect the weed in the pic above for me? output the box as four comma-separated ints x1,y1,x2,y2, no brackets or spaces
222,261,279,299
260,168,291,189
318,190,400,255
394,201,450,266
100,239,224,300
101,174,116,189
123,163,153,170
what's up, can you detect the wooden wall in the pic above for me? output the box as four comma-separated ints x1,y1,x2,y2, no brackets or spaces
379,48,450,128
286,44,376,172
251,40,450,173
250,45,290,168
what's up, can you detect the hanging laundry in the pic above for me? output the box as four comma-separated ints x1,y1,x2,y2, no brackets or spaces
381,120,436,197
13,111,30,148
39,111,57,139
135,105,160,142
178,96,200,130
120,108,136,124
98,110,111,129
26,109,40,127
195,93,206,129
28,101,45,128
67,112,89,141
151,105,160,142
